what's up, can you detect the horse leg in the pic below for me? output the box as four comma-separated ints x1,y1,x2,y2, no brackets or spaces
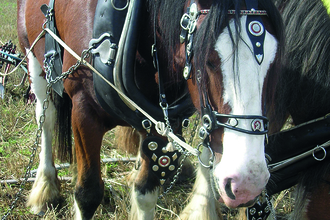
71,96,107,220
180,148,222,220
26,50,60,214
130,151,160,220
116,127,160,219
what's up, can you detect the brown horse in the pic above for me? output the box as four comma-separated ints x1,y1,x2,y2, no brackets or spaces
17,0,283,219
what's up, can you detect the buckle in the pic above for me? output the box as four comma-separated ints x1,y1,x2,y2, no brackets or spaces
180,13,191,30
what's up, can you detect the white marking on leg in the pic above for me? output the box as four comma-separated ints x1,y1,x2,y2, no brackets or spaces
130,186,158,220
74,199,84,220
26,49,60,213
180,149,221,220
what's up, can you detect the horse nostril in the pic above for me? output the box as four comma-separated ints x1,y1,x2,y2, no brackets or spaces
225,178,236,200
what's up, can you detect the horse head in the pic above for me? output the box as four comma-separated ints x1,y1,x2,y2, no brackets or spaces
182,0,283,208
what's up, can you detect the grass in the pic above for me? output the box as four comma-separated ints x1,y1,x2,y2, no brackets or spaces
0,0,17,44
0,1,295,219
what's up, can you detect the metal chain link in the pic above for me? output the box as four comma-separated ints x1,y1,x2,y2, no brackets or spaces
1,85,51,220
1,48,91,220
159,113,200,198
161,103,173,135
265,191,277,220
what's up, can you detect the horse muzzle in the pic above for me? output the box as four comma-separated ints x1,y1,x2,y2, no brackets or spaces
214,166,270,208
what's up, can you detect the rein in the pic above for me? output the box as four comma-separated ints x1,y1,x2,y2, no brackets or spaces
42,26,200,156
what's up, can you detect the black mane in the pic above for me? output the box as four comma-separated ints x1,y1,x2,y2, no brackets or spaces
271,1,330,217
144,0,283,110
274,0,330,124
147,0,283,79
193,0,283,91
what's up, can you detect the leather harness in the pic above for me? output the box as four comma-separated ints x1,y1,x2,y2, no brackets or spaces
41,0,64,97
39,0,330,219
90,0,195,131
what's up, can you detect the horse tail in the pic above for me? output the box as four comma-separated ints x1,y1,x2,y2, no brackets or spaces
54,91,73,163
115,126,140,155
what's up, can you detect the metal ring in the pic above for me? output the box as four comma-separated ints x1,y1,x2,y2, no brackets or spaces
202,114,212,131
142,119,152,133
111,0,129,11
312,145,327,161
188,20,197,34
197,143,215,168
180,13,191,30
198,126,208,140
182,118,190,128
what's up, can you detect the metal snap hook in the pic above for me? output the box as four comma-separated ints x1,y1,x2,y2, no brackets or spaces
198,126,209,141
142,119,152,133
197,143,215,168
202,114,212,131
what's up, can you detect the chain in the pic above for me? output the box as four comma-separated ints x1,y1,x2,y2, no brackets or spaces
161,103,173,135
1,48,91,220
43,52,56,83
265,191,277,220
159,113,200,198
1,85,51,220
47,48,92,85
158,152,188,199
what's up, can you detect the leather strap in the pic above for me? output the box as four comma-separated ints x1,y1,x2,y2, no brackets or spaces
266,114,330,195
40,0,64,97
245,0,266,64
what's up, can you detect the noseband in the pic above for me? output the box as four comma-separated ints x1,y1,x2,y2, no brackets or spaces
199,111,269,139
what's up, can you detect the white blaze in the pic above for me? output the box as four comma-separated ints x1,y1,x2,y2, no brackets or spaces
213,16,277,207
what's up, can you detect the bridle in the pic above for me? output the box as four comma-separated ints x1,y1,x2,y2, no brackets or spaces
196,75,269,168
180,1,275,219
180,0,269,167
